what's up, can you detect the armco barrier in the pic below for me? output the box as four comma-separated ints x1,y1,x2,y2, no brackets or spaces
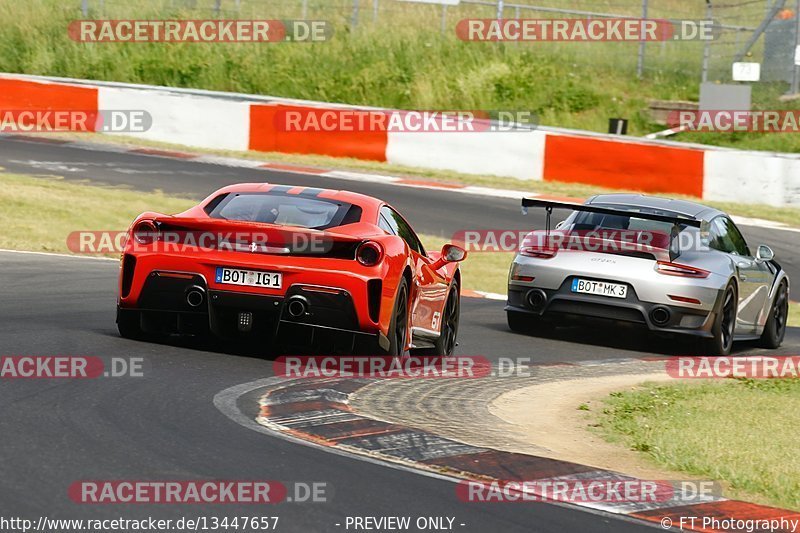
100,86,250,151
1,73,798,207
250,103,388,161
543,132,706,198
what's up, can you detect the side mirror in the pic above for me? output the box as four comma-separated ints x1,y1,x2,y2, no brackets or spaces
555,221,567,230
442,244,467,262
757,245,774,262
432,244,467,270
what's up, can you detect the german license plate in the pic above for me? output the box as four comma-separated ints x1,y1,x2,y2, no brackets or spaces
215,267,282,289
571,278,627,299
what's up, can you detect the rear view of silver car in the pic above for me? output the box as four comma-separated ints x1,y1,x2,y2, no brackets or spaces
506,194,790,355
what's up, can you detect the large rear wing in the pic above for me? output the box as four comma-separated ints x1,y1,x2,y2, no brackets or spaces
520,198,706,261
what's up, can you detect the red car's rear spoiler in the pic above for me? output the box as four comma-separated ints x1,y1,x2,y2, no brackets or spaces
520,198,705,261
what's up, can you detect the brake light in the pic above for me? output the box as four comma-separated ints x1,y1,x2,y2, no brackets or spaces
668,294,702,305
520,246,558,259
356,241,384,266
132,220,159,245
655,261,710,279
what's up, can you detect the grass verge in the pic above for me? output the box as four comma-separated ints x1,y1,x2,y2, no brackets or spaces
0,173,194,253
596,380,800,511
1,171,797,324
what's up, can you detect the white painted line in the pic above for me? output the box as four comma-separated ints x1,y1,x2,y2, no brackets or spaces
195,155,269,169
323,170,402,184
0,249,118,262
462,186,527,200
467,291,506,301
731,215,800,234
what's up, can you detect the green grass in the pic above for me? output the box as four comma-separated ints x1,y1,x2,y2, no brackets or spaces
2,0,798,152
0,173,194,253
422,234,514,295
597,380,800,510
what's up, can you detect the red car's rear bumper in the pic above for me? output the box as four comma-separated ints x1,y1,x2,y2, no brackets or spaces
118,250,389,351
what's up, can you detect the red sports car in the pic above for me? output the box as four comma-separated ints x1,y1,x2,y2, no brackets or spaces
116,183,466,356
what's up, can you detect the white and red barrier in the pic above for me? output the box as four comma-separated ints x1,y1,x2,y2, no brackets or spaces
1,73,798,206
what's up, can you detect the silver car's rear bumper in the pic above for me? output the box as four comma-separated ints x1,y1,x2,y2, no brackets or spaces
506,284,724,337
507,252,727,337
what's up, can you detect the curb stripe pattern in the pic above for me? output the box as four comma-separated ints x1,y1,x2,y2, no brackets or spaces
254,366,799,532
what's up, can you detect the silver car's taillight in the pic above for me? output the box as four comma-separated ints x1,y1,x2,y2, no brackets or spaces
520,246,558,259
655,261,710,278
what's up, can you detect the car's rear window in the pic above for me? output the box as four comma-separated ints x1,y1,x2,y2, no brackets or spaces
205,193,361,230
571,205,694,235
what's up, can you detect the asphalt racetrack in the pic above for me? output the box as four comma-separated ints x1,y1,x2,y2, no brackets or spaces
1,136,798,532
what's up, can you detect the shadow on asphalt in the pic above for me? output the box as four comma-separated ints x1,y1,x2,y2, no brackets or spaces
495,320,799,357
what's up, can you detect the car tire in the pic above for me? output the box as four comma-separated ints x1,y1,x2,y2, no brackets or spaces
412,282,460,357
117,308,143,340
704,282,737,356
759,280,789,349
385,277,410,358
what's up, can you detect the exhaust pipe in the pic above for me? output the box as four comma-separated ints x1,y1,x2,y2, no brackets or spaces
650,306,671,326
185,286,206,308
286,295,309,319
526,289,548,311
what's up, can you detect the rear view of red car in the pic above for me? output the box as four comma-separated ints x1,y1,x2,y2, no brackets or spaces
117,183,466,356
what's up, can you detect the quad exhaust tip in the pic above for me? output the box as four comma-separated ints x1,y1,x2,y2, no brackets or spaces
650,306,671,326
286,295,309,319
185,286,206,308
526,289,548,311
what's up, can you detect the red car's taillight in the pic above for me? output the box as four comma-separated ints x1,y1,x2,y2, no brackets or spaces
132,220,159,245
520,246,558,259
356,241,383,266
655,261,710,278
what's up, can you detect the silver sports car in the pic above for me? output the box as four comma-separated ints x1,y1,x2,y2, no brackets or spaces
506,194,790,355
